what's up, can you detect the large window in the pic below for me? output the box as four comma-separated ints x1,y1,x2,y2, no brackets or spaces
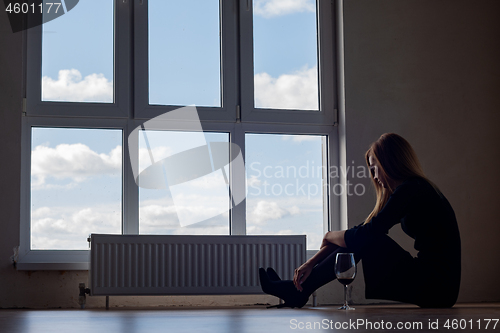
20,0,339,269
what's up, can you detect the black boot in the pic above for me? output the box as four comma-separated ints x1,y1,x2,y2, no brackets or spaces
266,267,281,281
259,268,309,308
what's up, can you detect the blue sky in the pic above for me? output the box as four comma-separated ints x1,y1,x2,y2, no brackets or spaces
149,0,221,106
33,0,325,250
253,7,317,77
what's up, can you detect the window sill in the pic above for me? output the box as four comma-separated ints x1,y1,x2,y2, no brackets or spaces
17,262,89,270
17,249,89,270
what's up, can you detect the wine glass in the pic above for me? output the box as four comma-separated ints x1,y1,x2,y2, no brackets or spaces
335,253,356,310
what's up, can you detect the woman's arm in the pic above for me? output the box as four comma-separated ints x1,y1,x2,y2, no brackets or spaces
323,230,346,248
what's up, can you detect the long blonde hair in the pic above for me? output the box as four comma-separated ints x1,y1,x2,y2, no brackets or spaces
364,133,439,224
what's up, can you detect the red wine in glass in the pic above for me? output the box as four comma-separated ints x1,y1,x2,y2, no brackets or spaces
338,278,354,286
335,253,357,310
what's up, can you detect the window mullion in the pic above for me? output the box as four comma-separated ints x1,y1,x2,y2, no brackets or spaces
18,119,32,263
123,120,139,234
326,127,340,233
230,123,246,235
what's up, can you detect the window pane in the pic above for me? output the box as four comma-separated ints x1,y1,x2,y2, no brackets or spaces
149,0,221,107
253,0,318,110
139,130,230,235
245,133,325,250
31,128,122,250
41,0,114,103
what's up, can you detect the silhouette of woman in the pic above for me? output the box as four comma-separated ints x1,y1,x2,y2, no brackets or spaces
259,133,461,308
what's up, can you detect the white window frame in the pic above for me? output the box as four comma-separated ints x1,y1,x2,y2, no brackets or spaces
18,0,343,270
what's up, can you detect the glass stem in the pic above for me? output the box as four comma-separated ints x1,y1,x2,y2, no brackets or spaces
344,285,348,307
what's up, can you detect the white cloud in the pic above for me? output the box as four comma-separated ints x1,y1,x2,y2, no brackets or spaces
42,69,113,103
253,0,315,18
140,204,180,228
288,205,300,215
32,200,230,249
248,197,321,222
304,231,323,249
31,143,122,188
276,229,294,235
248,200,301,225
167,225,229,236
187,171,228,190
254,66,318,110
31,206,51,219
251,201,286,224
138,146,173,173
281,134,321,143
292,136,319,143
137,164,232,228
139,194,230,233
31,205,121,250
246,175,262,188
168,190,230,227
246,196,322,248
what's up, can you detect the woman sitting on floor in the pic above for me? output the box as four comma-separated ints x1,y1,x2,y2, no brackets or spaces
259,133,461,308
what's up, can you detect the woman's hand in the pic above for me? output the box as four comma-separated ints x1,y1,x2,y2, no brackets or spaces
293,262,313,292
292,231,347,292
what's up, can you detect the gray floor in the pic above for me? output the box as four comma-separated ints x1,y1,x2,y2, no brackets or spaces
1,303,499,333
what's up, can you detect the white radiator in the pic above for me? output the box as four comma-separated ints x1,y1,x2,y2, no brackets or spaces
88,234,306,296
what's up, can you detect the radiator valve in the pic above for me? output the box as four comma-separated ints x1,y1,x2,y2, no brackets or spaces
78,283,91,309
10,246,19,269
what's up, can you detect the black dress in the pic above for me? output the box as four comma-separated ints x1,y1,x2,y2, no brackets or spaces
343,176,461,307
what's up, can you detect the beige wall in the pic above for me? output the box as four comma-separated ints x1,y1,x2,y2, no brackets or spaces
0,9,24,307
1,0,499,308
343,0,500,303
